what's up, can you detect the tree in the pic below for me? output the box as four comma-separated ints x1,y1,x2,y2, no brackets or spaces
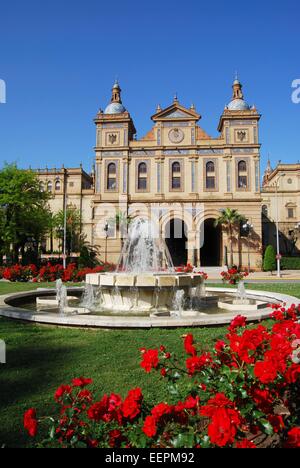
263,245,276,273
78,234,100,268
0,163,52,264
53,205,81,255
214,208,246,267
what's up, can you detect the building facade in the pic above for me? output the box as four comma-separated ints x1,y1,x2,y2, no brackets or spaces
262,162,300,256
35,79,299,269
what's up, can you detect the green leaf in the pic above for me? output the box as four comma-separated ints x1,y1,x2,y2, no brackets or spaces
171,432,194,448
168,384,179,396
260,419,274,436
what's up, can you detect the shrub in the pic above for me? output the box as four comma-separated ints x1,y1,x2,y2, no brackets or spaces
24,306,300,448
2,264,38,282
263,245,277,272
281,257,300,271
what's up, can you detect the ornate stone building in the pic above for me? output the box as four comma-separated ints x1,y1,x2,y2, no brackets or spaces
36,78,298,269
262,162,300,256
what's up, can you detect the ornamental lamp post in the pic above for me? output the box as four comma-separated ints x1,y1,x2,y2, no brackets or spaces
104,222,109,263
275,173,286,278
242,222,253,271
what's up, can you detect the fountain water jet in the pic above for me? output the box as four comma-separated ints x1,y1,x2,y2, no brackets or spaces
80,283,96,310
59,285,68,315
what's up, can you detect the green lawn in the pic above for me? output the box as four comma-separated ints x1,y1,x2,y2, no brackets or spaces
0,281,300,448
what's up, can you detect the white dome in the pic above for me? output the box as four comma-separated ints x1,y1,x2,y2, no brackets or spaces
227,99,250,111
104,102,126,114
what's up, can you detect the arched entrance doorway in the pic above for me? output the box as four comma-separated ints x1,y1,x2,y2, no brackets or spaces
200,219,222,267
165,219,188,267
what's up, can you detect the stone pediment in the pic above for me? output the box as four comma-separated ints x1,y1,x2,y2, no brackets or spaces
152,103,201,122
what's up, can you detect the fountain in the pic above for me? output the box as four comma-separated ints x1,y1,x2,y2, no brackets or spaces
36,278,77,310
234,280,249,305
59,285,68,315
171,290,185,318
80,283,95,310
218,280,269,312
3,218,290,325
56,279,63,302
85,218,203,316
25,217,274,323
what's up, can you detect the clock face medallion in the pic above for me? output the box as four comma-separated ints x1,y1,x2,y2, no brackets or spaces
169,128,184,144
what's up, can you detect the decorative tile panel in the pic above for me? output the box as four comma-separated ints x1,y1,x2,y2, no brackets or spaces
198,149,224,155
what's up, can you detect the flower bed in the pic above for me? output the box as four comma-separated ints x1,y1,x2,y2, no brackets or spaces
0,262,115,283
24,305,300,448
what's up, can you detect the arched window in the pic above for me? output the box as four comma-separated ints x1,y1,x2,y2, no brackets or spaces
137,162,148,190
238,160,247,172
206,161,216,189
107,163,117,190
238,160,248,189
47,181,53,193
55,179,61,191
171,162,181,189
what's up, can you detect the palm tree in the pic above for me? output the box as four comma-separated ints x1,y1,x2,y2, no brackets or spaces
214,208,246,267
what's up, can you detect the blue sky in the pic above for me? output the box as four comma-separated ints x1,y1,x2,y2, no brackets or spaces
0,0,299,174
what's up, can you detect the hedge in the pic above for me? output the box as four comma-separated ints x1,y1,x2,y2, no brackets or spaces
281,257,300,270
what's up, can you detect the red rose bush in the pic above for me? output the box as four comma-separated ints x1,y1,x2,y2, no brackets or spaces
24,305,300,448
0,262,115,283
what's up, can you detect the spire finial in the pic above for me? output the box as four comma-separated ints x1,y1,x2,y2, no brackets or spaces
232,74,244,100
174,92,178,103
111,79,122,103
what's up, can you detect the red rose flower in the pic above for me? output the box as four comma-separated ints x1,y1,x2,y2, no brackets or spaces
268,415,284,433
143,415,157,438
184,334,197,356
72,377,93,388
236,439,257,449
151,402,172,420
122,388,143,421
88,393,122,424
55,385,73,402
207,407,241,447
140,349,159,373
228,315,247,332
215,340,226,354
24,408,38,438
254,360,278,384
286,427,300,448
186,353,212,375
109,429,125,448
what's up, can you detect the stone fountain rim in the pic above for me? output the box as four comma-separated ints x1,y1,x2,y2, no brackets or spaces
0,287,298,329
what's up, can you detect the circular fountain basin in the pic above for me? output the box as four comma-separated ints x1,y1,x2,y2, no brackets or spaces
0,286,298,328
86,272,203,315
